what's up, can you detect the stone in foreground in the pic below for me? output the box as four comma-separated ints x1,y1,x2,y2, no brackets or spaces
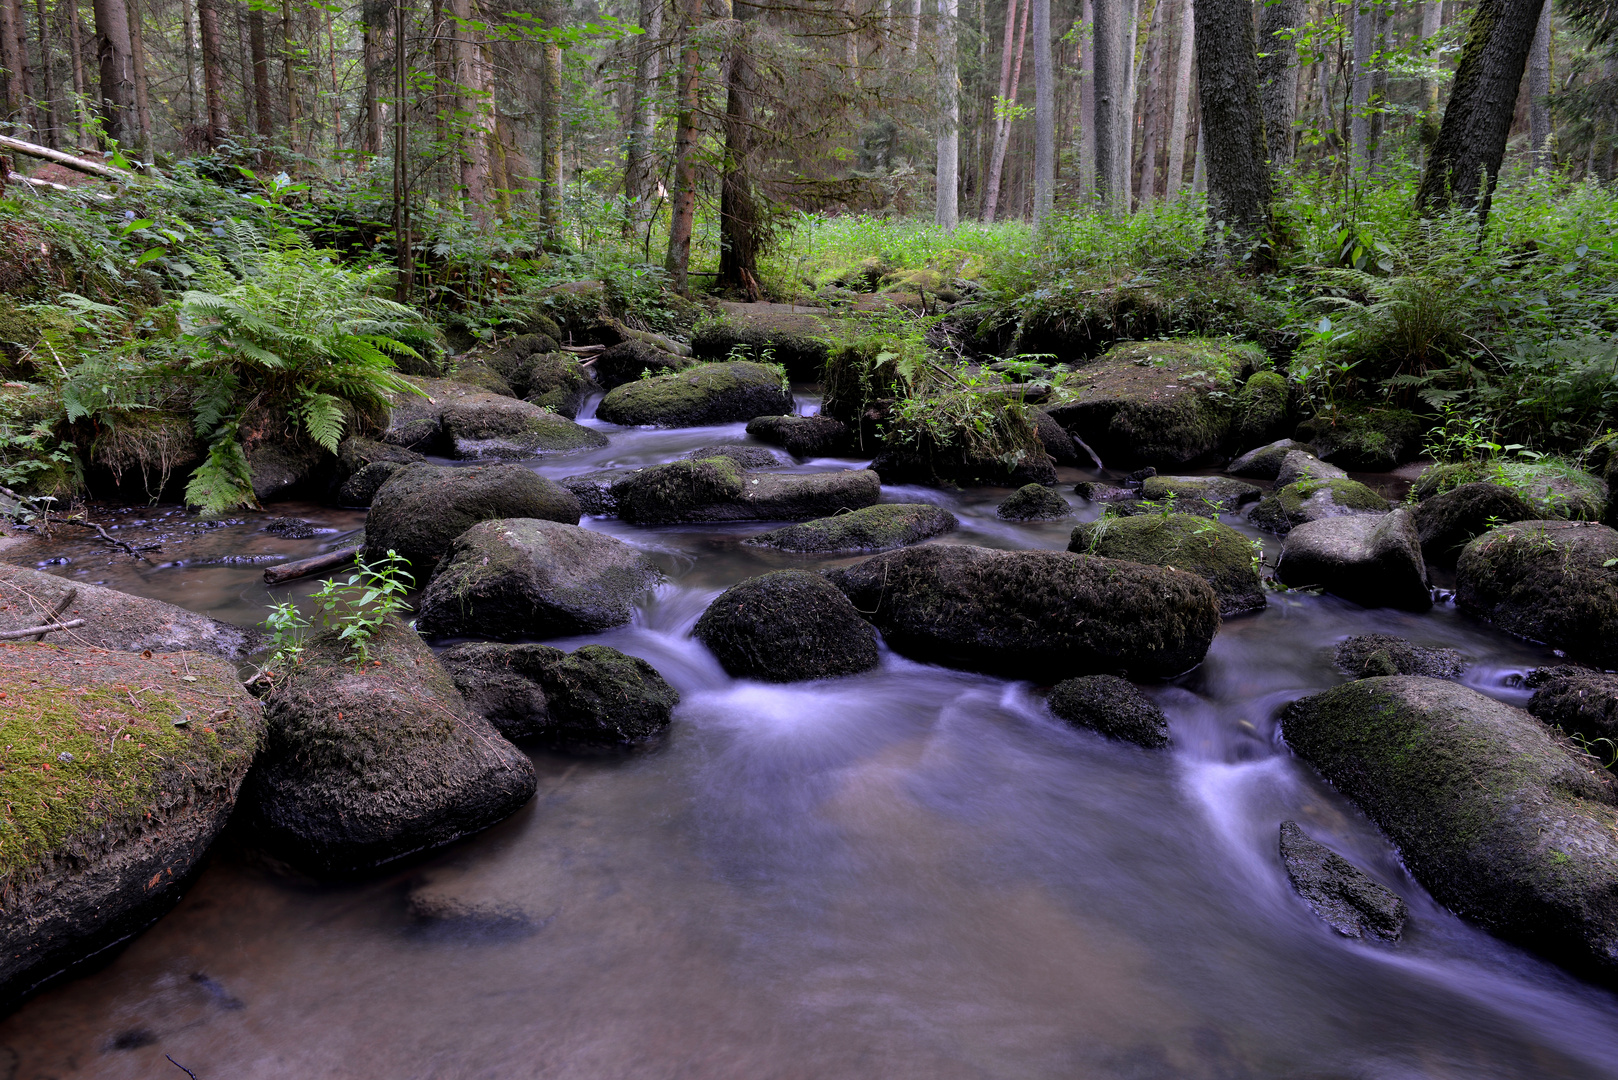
0,563,253,658
362,463,580,572
694,571,879,682
1046,674,1171,748
996,484,1073,520
1455,521,1618,669
1279,822,1407,943
1277,509,1431,611
1333,634,1465,679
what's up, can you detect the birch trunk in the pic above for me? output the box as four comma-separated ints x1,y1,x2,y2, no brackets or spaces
982,0,1026,221
935,0,959,228
1031,0,1053,225
1078,0,1095,196
1164,0,1193,198
1349,0,1373,174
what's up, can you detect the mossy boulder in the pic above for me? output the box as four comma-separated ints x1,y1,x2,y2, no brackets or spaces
592,340,694,389
1526,666,1618,745
610,460,880,525
381,377,491,452
997,484,1072,520
1043,338,1265,468
694,571,879,682
1411,458,1607,522
684,443,784,470
1280,677,1618,986
596,361,792,427
416,518,661,640
1294,408,1422,471
1032,408,1083,465
439,392,607,459
0,563,255,657
1046,674,1171,748
335,435,424,484
1277,509,1432,611
1412,481,1536,568
0,643,263,1012
519,351,594,419
479,333,563,392
439,641,678,745
870,392,1056,488
1074,481,1139,504
745,414,854,458
337,460,406,507
1275,451,1347,486
1227,438,1314,480
1334,634,1465,679
695,305,833,380
1228,370,1291,452
244,620,536,876
744,503,958,553
446,359,517,397
1069,512,1265,617
558,468,624,516
363,463,580,572
824,544,1220,681
1279,821,1407,943
1455,521,1618,668
1139,474,1262,513
1249,478,1390,535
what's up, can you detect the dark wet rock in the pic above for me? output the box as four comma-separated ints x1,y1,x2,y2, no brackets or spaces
1526,666,1618,745
1032,408,1081,465
1334,634,1465,679
591,340,694,390
416,518,661,640
1277,509,1431,611
265,517,316,539
868,391,1057,488
1456,521,1618,668
1069,513,1266,618
1046,674,1170,748
1228,370,1291,453
997,484,1073,520
1412,459,1607,522
1281,677,1618,985
558,469,625,516
744,504,957,553
1074,481,1139,504
1413,482,1536,569
684,444,784,470
248,441,330,503
335,435,425,486
0,563,255,657
362,463,581,573
695,304,832,380
610,460,880,525
0,644,263,1013
870,437,1057,489
1139,475,1262,512
1249,478,1390,536
1294,408,1423,471
1275,451,1347,486
518,351,594,419
824,544,1219,681
381,378,489,452
1226,439,1314,480
244,620,536,876
439,641,678,745
694,571,879,682
439,392,608,459
596,361,793,427
479,334,562,393
1278,822,1407,942
336,460,406,507
745,414,854,458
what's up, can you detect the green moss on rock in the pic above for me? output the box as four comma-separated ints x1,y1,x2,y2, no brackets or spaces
1249,478,1390,535
611,457,745,525
694,307,833,380
1455,520,1618,668
596,361,793,427
997,483,1072,520
745,503,958,553
1228,370,1290,452
1295,407,1422,471
1070,512,1265,617
694,570,879,681
1412,458,1607,521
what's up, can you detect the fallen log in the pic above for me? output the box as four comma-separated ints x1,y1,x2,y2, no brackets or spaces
0,618,86,641
0,134,133,181
264,545,360,585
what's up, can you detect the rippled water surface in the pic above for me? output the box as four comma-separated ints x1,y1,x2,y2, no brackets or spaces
4,398,1618,1079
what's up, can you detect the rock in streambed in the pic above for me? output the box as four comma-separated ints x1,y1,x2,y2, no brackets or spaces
1069,513,1265,618
362,463,580,573
694,571,879,682
1046,674,1171,748
1278,822,1407,943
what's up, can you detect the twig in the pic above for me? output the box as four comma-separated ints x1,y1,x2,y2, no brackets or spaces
0,618,86,640
32,586,77,642
61,518,159,562
165,1055,199,1080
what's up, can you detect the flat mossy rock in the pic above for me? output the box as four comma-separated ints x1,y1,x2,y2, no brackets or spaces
1280,677,1618,985
694,570,879,682
1228,371,1291,452
596,361,792,427
363,463,581,572
1069,513,1265,617
0,643,262,1012
745,414,854,458
1455,521,1618,668
744,503,958,553
1277,509,1431,611
1278,821,1407,942
824,544,1219,681
415,518,661,640
1294,408,1422,471
439,392,607,459
696,304,834,381
1413,481,1536,568
997,484,1072,520
1249,478,1389,535
592,340,694,390
1275,451,1347,486
244,620,536,876
1526,666,1618,745
1334,634,1465,679
610,460,880,525
439,641,677,745
1043,338,1267,468
519,351,594,419
446,359,517,397
1140,474,1262,512
1227,439,1313,480
0,563,254,657
1412,459,1607,522
684,443,784,470
1046,674,1171,748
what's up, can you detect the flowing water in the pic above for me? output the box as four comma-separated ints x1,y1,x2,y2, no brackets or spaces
4,392,1618,1079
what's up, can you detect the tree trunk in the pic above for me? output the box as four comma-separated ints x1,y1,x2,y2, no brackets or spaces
361,0,384,154
1349,0,1372,173
393,0,412,299
1367,0,1388,171
538,0,563,237
1,0,25,123
197,0,224,144
623,0,663,234
1031,0,1053,224
1121,0,1141,207
1256,0,1302,170
907,0,919,53
718,5,761,297
983,0,1027,221
663,0,702,290
236,5,253,131
450,0,489,211
34,0,55,147
1193,0,1270,238
1526,0,1551,167
1135,0,1167,206
126,0,149,152
1079,0,1095,196
90,0,134,144
1416,0,1547,218
936,0,959,228
1191,117,1204,190
1164,0,1193,197
178,0,197,129
281,0,299,150
1418,0,1443,150
1093,0,1123,206
69,0,93,143
249,4,273,136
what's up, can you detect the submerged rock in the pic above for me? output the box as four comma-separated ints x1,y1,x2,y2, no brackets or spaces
610,460,880,525
1069,513,1266,617
824,544,1219,681
416,518,661,640
996,484,1072,520
745,414,854,458
1413,481,1535,568
1333,634,1465,680
0,644,263,1012
694,571,879,682
1046,674,1171,748
1226,439,1314,480
439,392,607,459
1455,520,1618,668
1278,822,1407,943
743,503,957,553
0,563,254,657
1526,666,1618,745
1280,677,1618,985
596,361,793,427
363,463,580,573
1277,509,1432,611
1249,478,1390,536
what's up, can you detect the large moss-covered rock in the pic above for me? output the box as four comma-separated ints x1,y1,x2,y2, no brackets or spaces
1032,408,1083,465
519,351,594,419
479,333,562,391
1069,512,1265,617
1043,338,1265,468
381,377,491,452
0,644,263,1012
1526,666,1618,745
1280,677,1618,985
744,503,957,553
1046,674,1170,748
337,460,406,507
1412,481,1536,568
416,518,661,640
438,642,562,740
1279,821,1407,943
592,340,694,389
695,305,833,381
244,620,536,876
1139,474,1262,513
1333,634,1465,679
439,392,607,459
1248,478,1390,535
1412,458,1607,522
824,544,1219,680
1228,370,1291,452
596,361,793,427
1277,510,1431,611
997,484,1073,520
684,443,784,470
745,414,854,458
1294,408,1422,471
869,392,1057,488
694,571,879,682
1455,521,1618,668
0,563,254,657
610,460,880,525
1226,438,1313,480
446,359,516,397
363,463,580,572
335,435,424,485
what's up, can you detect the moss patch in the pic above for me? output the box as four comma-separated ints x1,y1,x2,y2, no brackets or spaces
596,361,793,428
1070,512,1265,617
610,457,745,525
1412,457,1607,521
1249,478,1389,534
1295,407,1423,471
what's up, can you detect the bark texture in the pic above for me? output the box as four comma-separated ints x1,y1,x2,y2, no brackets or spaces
1165,0,1193,197
936,0,960,228
91,0,136,143
1093,0,1124,206
1192,0,1270,236
1031,0,1053,225
1527,0,1552,167
1256,0,1303,169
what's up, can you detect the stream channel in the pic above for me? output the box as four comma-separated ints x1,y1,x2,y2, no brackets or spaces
3,389,1618,1079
